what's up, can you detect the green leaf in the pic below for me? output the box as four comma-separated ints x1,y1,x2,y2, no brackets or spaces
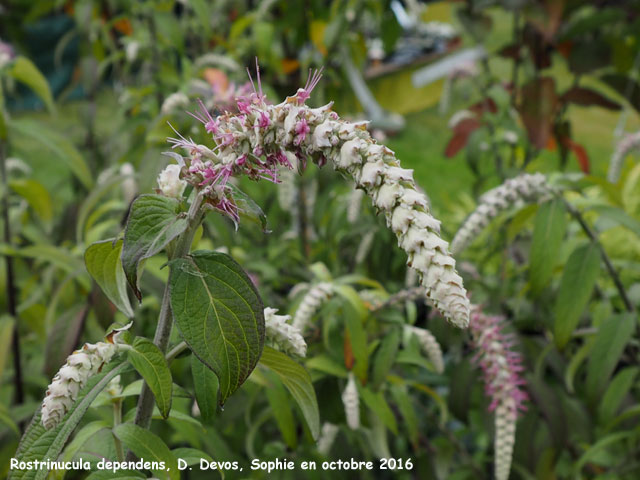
0,403,19,436
334,285,368,381
553,243,601,348
128,337,173,419
54,421,109,479
9,361,127,480
586,313,635,403
598,367,639,425
264,371,297,449
112,424,179,480
390,384,419,446
85,239,135,318
0,315,15,380
259,346,320,440
171,447,213,466
44,305,88,378
122,194,188,300
169,251,264,404
8,119,92,190
359,386,398,435
590,205,640,237
9,179,53,226
371,328,399,390
529,199,566,295
7,57,55,112
190,354,219,424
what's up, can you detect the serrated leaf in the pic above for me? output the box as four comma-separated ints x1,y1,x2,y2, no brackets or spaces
169,251,264,404
530,199,566,295
54,421,109,479
7,57,55,112
122,194,188,300
586,313,635,403
9,361,127,480
190,354,219,424
259,346,320,440
8,119,92,190
554,243,600,348
85,239,134,318
112,424,178,480
128,337,173,419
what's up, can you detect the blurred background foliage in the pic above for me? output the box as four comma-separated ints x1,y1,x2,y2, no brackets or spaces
1,0,640,479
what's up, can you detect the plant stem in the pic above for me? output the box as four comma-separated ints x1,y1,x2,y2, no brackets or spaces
0,140,25,421
113,399,124,462
166,341,187,363
560,197,634,313
126,198,203,460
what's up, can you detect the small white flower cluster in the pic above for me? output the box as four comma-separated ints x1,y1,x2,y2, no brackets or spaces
608,131,640,183
161,92,190,115
346,187,365,223
157,164,187,198
451,173,552,254
342,373,360,430
495,397,518,480
41,342,119,429
292,282,334,332
317,422,339,454
405,325,444,374
264,307,307,357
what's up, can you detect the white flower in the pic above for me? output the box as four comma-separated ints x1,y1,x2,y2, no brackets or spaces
157,164,187,198
317,423,339,454
119,163,137,204
406,326,444,374
342,373,360,430
608,131,640,183
161,92,190,115
41,342,119,429
451,173,552,254
292,282,334,332
125,41,140,62
264,307,307,357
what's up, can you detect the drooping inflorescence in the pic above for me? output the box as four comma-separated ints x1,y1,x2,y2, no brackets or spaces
405,325,444,374
342,372,360,430
291,282,335,332
469,307,528,480
40,324,130,430
264,307,307,357
450,173,552,254
608,131,640,183
166,63,470,328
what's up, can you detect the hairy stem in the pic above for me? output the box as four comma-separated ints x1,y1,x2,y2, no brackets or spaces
0,140,25,423
561,197,634,313
126,197,203,459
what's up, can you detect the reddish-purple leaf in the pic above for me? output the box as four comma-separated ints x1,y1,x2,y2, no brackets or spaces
518,77,558,149
445,118,482,158
560,87,621,110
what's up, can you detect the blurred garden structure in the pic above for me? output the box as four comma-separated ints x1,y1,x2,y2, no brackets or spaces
2,1,640,480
